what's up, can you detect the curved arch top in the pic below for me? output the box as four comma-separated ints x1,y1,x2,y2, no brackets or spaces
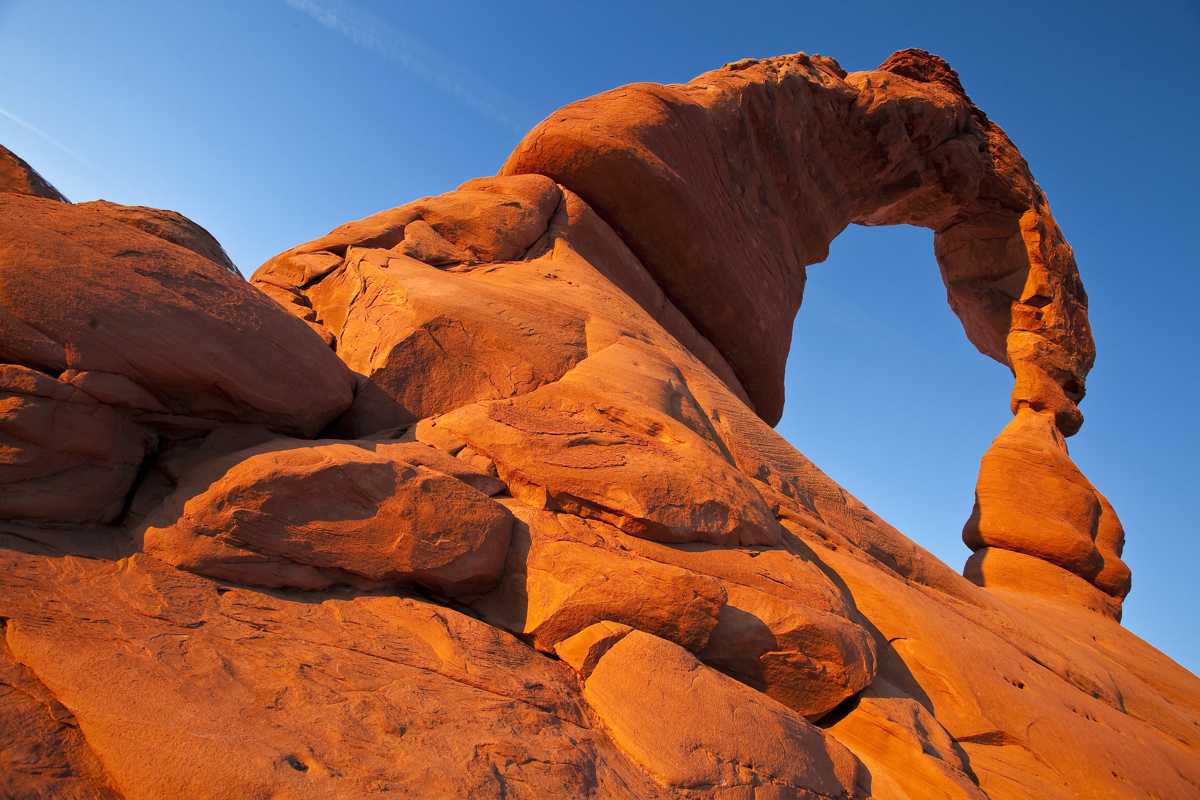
502,48,1093,435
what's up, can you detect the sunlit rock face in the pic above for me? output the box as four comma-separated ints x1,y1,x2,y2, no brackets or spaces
0,49,1195,800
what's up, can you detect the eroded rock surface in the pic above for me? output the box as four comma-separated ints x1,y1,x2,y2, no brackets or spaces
0,185,353,524
139,439,514,595
574,627,869,798
0,46,1196,800
76,199,240,275
962,408,1131,615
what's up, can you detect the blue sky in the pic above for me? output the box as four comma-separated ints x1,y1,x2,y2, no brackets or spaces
2,0,1196,671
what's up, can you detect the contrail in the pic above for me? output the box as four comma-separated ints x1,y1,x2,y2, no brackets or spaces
0,107,91,167
283,0,531,134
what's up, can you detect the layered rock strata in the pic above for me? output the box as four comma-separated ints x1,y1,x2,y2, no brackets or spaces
0,50,1195,800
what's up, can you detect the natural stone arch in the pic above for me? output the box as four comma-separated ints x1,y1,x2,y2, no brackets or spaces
501,48,1128,612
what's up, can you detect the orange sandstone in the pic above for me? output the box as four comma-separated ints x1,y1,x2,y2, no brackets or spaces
0,49,1194,800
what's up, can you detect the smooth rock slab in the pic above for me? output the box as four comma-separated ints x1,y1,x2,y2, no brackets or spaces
0,629,120,800
580,628,868,799
0,550,665,799
0,144,67,201
76,199,240,275
824,680,986,800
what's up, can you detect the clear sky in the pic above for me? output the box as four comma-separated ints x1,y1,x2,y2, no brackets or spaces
2,0,1196,671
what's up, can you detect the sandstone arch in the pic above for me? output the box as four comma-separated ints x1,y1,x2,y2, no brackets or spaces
502,49,1091,434
501,48,1127,612
3,47,1187,800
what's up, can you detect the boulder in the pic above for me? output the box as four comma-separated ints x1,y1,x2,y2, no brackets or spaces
578,628,869,798
579,522,879,718
251,176,755,440
301,247,588,432
428,343,783,547
553,620,635,679
0,192,353,436
139,440,513,595
700,583,877,718
471,503,726,651
0,364,152,523
251,175,580,435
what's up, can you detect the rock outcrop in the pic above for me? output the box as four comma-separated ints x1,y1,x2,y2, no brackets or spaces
0,189,354,524
0,144,67,201
138,439,514,595
0,48,1196,800
76,199,240,275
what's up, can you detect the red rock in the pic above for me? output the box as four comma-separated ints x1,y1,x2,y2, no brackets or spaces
963,409,1103,578
429,343,783,547
817,542,1200,799
76,199,240,275
0,143,67,201
0,192,353,435
577,628,869,798
0,549,665,799
0,48,1195,800
470,502,727,651
139,439,513,595
252,177,752,438
553,620,635,679
824,679,987,800
589,524,878,717
0,627,120,799
1093,491,1132,599
0,363,152,523
965,546,1122,620
961,407,1131,611
700,583,877,718
502,50,1094,434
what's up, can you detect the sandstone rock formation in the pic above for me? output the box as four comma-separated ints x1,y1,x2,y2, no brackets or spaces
0,189,354,524
75,200,239,275
138,439,514,595
1,49,1197,800
0,144,67,202
962,408,1130,617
